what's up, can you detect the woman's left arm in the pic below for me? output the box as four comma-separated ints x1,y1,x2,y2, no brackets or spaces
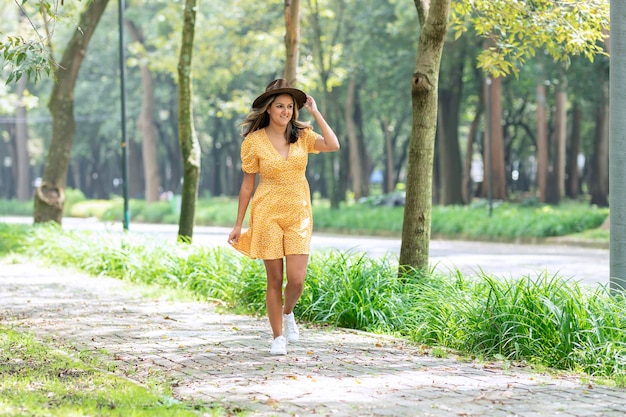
304,96,340,152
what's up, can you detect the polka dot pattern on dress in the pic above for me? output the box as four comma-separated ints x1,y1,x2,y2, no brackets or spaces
231,127,321,260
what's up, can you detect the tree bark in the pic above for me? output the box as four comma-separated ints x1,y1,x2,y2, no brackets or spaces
536,77,548,202
553,70,568,201
381,118,395,194
128,138,143,198
345,76,364,200
34,0,110,224
284,0,300,86
126,20,161,203
482,76,506,200
565,103,581,199
16,75,30,201
437,47,464,205
590,82,609,207
177,0,200,242
462,103,483,204
399,0,451,273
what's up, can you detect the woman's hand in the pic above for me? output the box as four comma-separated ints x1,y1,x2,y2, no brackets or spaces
304,95,319,114
228,226,241,245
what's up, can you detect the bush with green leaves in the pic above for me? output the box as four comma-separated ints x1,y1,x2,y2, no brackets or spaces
0,199,33,216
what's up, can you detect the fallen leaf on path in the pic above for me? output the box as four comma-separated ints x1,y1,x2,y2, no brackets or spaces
265,397,279,407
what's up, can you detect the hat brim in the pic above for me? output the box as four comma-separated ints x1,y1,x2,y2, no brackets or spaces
252,87,307,109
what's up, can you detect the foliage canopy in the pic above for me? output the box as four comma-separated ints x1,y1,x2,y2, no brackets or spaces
451,0,610,77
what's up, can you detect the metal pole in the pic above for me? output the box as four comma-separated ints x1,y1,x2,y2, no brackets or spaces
486,75,493,217
610,1,626,292
118,0,130,230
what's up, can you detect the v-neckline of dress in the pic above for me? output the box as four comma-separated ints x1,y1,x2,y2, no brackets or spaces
264,128,290,161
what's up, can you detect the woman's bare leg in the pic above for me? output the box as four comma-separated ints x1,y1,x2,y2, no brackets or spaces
283,254,309,314
263,258,284,339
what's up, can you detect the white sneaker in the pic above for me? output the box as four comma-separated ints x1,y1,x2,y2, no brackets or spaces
270,336,287,355
283,313,300,343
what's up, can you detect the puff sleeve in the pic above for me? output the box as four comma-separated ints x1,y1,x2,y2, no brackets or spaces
301,128,321,154
240,136,259,173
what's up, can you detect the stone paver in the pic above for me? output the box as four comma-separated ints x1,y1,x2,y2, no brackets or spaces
1,262,625,417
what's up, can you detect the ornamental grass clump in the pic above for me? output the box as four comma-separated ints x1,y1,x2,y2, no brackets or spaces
299,251,411,332
405,271,626,377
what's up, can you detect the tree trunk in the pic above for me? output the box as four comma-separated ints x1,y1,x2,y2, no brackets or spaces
345,76,364,200
566,102,581,199
536,78,549,202
462,104,482,204
15,75,30,201
284,0,300,86
381,118,395,194
482,76,506,200
177,0,200,242
128,138,143,198
399,0,451,273
437,52,464,205
354,85,370,197
590,82,609,207
126,20,161,203
554,70,568,201
308,0,344,208
34,0,110,224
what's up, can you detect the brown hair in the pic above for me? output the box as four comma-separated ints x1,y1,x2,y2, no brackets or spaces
241,94,310,143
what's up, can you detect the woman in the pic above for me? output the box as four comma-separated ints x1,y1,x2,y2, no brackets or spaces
228,79,340,355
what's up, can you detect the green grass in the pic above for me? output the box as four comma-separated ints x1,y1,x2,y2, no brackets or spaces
2,197,609,241
403,272,626,379
5,223,625,386
430,201,608,240
0,327,225,416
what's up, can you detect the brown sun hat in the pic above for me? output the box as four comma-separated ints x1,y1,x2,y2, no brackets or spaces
252,79,307,109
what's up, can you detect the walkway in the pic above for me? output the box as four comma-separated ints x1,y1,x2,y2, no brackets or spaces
1,262,625,416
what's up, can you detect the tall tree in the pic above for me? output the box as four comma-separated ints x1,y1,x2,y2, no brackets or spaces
536,65,549,202
305,0,346,208
15,75,30,201
552,68,568,202
565,102,581,199
483,75,506,200
437,36,466,205
452,0,608,205
284,0,301,86
176,0,200,242
590,81,609,207
399,0,451,272
399,0,608,272
126,20,161,203
345,75,368,200
33,0,110,224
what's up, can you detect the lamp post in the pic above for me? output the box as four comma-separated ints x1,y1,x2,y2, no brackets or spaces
610,1,626,292
118,0,129,230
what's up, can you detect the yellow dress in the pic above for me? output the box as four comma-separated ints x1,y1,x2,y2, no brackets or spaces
231,127,321,259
